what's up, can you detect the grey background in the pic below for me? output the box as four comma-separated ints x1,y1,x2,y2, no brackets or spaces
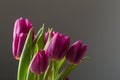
0,0,120,80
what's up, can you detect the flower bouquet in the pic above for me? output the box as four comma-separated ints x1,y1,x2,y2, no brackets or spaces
12,17,88,80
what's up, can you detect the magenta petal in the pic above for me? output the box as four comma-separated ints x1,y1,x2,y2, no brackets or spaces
25,19,33,32
44,32,49,44
40,51,48,72
12,34,19,59
13,19,19,39
16,33,27,59
13,17,32,38
74,44,88,64
17,18,27,34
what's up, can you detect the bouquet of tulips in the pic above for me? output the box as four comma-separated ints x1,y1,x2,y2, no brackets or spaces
12,17,88,80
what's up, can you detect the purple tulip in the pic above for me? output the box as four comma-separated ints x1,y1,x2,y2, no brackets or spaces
12,17,33,60
46,33,70,60
30,49,48,74
66,40,88,64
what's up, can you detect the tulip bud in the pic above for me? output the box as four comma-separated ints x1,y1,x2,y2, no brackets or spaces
66,40,88,64
46,33,70,60
30,49,48,74
12,17,34,60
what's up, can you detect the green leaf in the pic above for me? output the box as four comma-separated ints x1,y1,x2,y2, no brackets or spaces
33,24,44,52
35,25,44,51
55,57,65,70
17,28,34,80
33,24,44,44
38,74,44,80
26,70,36,80
54,57,65,77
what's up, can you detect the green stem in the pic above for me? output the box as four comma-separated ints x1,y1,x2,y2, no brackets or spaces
56,57,89,80
52,61,55,80
39,74,44,80
34,75,37,80
26,68,36,80
37,75,39,80
61,64,72,80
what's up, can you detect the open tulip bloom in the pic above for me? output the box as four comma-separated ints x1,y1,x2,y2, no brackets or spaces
12,17,89,80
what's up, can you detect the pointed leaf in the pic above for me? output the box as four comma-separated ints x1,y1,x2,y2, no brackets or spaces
26,70,36,80
33,24,44,44
55,57,65,70
36,25,44,50
54,57,65,78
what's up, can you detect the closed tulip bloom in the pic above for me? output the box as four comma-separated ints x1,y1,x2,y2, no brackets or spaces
30,49,48,74
46,33,70,60
66,40,88,64
12,17,33,60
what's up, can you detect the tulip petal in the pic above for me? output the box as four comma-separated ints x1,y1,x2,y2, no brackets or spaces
12,34,19,59
16,33,27,59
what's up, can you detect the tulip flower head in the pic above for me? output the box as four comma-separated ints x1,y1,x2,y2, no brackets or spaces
12,17,33,60
66,40,88,64
46,32,70,60
30,49,48,74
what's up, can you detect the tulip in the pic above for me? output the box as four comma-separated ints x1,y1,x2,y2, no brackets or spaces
30,49,48,74
12,17,33,60
46,33,70,60
66,40,88,64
